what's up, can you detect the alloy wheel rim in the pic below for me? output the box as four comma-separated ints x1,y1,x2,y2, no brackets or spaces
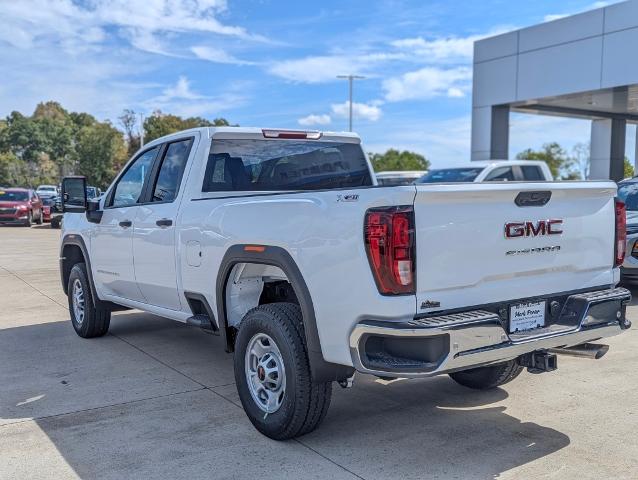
72,278,85,325
245,333,286,414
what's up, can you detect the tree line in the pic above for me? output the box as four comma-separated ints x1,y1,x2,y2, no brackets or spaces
1,100,625,189
0,101,232,189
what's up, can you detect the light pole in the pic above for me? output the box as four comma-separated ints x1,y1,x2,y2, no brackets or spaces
139,112,145,147
337,74,365,132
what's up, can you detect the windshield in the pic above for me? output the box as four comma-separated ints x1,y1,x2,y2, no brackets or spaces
203,139,372,192
618,181,638,211
37,187,55,192
0,190,29,201
416,167,484,183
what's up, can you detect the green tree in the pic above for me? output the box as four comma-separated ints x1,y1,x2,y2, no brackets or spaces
118,109,141,158
625,158,634,179
143,111,232,143
0,152,30,186
369,149,430,172
516,142,574,179
74,122,127,189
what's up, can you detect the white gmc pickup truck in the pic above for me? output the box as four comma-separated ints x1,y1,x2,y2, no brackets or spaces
59,127,631,440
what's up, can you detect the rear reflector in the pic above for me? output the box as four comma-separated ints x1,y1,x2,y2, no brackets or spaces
615,199,626,267
364,206,415,295
262,129,322,140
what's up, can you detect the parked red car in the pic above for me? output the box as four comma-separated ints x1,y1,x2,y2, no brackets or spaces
0,188,44,226
40,196,57,223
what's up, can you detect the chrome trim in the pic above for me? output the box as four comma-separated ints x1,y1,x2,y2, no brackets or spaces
349,287,630,378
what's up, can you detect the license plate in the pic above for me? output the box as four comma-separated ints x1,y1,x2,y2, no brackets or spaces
509,301,546,333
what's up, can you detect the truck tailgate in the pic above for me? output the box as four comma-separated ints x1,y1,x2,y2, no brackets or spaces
413,182,618,313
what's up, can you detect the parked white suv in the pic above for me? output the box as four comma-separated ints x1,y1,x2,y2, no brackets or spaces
59,127,630,439
417,160,552,183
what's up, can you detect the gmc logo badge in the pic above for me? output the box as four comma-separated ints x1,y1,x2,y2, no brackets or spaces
505,220,563,238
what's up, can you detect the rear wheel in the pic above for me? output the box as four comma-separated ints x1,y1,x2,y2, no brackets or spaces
449,360,523,390
67,263,110,338
234,302,332,440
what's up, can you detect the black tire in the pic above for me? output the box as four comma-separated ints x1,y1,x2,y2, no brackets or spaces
23,211,32,227
234,302,332,440
50,216,61,229
67,263,110,338
449,360,523,390
35,209,43,225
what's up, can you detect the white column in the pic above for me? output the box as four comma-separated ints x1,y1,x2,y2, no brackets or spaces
590,118,626,181
471,106,510,161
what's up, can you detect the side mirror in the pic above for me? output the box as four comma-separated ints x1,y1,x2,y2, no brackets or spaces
86,198,103,224
61,176,87,213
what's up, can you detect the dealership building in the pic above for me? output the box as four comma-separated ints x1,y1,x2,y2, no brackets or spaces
471,0,638,181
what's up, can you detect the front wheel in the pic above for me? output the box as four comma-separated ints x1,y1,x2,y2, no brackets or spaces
23,211,32,227
449,360,523,390
67,263,110,338
35,209,43,225
234,303,332,440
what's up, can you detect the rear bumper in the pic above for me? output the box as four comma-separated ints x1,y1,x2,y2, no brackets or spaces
349,287,631,378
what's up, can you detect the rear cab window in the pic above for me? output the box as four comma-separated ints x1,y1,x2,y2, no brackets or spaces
202,139,373,192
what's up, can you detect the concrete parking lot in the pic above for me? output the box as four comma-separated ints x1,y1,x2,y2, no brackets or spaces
0,226,637,480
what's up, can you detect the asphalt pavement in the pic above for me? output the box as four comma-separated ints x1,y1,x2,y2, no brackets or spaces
1,225,637,479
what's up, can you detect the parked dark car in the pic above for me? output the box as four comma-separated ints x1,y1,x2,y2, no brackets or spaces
0,188,44,226
617,178,638,283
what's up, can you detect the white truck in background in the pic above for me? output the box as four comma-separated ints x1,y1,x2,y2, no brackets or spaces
417,160,553,183
59,127,630,440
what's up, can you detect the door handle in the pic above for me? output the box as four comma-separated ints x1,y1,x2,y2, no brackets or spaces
156,218,173,228
119,220,132,228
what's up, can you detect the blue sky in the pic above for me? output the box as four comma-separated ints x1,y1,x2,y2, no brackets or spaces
0,0,631,167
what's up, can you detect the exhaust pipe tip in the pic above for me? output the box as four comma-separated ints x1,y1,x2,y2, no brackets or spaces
549,343,609,360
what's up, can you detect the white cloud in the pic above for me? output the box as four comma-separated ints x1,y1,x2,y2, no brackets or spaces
544,1,610,23
331,102,382,122
298,114,331,126
146,76,247,118
389,28,512,63
390,35,476,62
383,67,472,102
191,45,254,65
157,77,204,101
268,56,366,83
0,0,259,121
0,0,262,57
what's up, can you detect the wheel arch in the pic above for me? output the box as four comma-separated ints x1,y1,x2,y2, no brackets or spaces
216,244,354,383
60,235,93,297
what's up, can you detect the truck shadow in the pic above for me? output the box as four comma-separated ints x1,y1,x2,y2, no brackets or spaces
0,312,570,479
622,283,638,306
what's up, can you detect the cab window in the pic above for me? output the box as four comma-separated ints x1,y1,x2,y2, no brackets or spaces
520,165,543,181
484,166,515,182
151,139,193,203
110,147,158,207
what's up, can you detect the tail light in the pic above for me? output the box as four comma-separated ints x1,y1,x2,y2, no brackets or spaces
615,199,626,267
364,206,415,295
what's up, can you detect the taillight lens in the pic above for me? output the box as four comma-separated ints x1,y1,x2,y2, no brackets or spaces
364,206,415,295
615,199,626,267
